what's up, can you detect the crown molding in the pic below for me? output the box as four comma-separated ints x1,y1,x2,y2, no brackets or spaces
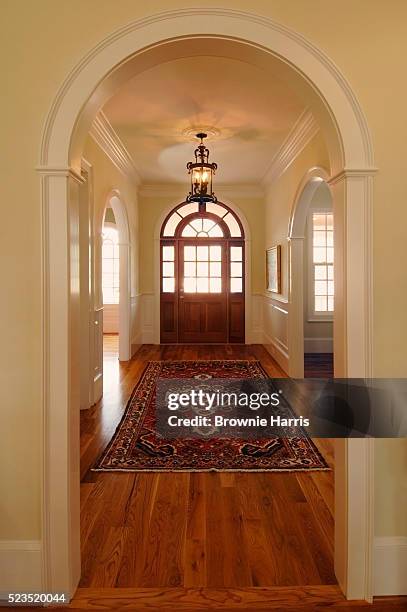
262,109,319,189
89,111,140,186
138,182,265,199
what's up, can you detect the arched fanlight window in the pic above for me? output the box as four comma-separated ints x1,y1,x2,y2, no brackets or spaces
161,201,243,238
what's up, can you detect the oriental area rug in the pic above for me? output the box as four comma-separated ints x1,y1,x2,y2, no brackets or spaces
93,360,329,472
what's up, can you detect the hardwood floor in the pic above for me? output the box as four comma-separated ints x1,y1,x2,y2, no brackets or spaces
304,353,334,378
79,336,335,591
73,340,407,609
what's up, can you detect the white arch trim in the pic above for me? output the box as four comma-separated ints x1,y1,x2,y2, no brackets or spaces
36,9,377,602
153,198,253,344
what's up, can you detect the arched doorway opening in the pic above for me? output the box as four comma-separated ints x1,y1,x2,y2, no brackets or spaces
160,201,245,343
38,9,376,600
100,192,131,362
288,168,334,378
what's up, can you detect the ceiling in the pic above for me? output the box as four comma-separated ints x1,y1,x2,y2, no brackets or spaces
102,55,306,185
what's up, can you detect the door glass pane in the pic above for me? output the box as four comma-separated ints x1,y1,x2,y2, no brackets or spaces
210,278,222,293
327,247,334,263
327,280,334,296
163,277,175,293
230,277,243,293
210,261,221,277
328,296,334,311
230,246,242,261
197,262,208,277
162,262,174,277
328,265,334,280
197,246,209,261
184,277,196,293
184,261,196,277
162,245,174,261
184,246,196,261
327,231,334,246
196,277,209,292
231,262,242,277
210,245,221,261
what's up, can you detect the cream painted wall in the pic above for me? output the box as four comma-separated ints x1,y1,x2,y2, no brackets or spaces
138,192,265,295
1,0,407,543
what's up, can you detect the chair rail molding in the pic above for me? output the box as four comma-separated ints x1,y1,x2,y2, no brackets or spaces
37,7,377,601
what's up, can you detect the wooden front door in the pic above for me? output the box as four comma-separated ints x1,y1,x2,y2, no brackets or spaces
179,241,227,343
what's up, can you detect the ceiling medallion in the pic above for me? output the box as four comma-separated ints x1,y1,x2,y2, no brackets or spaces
182,126,221,141
186,133,218,204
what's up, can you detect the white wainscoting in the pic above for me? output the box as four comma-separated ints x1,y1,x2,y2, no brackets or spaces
262,293,289,373
374,537,407,595
0,541,42,592
304,337,334,353
130,294,143,353
130,294,155,352
102,303,118,333
250,294,264,343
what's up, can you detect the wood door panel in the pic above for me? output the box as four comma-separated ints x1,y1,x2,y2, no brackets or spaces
205,302,225,333
160,235,245,343
182,302,201,333
229,297,245,343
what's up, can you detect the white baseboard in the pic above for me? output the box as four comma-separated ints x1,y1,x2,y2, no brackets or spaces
374,537,407,595
263,331,289,374
304,337,333,353
0,541,42,592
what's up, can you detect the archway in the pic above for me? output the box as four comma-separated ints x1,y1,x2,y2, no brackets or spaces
288,167,332,378
101,192,132,362
38,9,376,600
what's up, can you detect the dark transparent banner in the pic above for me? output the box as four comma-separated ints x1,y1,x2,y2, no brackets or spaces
155,378,407,438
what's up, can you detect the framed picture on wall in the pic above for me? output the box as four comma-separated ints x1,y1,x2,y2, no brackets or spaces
266,245,281,293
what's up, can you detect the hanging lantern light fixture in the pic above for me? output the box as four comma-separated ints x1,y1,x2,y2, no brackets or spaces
186,132,217,204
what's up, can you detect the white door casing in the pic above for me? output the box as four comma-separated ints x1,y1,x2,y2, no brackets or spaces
37,9,377,600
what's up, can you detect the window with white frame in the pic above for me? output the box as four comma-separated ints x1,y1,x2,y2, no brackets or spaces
311,211,334,314
102,225,119,304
